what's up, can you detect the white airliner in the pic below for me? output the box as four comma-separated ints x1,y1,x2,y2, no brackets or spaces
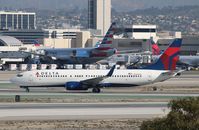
10,39,182,93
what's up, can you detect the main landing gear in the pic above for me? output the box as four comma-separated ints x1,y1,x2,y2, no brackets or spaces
92,87,101,93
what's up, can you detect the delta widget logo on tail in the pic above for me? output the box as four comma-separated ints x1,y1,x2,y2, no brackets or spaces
145,38,182,71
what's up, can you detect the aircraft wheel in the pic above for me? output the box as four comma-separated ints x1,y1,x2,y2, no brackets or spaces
92,88,101,93
152,87,157,91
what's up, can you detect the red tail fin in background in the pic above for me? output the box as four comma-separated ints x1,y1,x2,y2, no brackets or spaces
150,37,161,55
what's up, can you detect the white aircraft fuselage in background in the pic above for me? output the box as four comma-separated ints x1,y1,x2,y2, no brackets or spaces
31,22,117,65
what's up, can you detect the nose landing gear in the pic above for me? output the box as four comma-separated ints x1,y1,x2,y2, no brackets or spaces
25,87,30,92
20,86,30,92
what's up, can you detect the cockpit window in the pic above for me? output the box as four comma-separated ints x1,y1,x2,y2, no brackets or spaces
17,74,23,77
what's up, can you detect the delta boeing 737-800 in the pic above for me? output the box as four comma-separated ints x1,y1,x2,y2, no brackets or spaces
11,39,182,93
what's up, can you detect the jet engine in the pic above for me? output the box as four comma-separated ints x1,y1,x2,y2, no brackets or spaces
65,82,88,90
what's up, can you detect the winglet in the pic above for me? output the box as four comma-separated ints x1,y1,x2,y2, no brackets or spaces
106,65,116,77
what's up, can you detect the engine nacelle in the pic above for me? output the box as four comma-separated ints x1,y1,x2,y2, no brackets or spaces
65,82,88,90
99,83,112,87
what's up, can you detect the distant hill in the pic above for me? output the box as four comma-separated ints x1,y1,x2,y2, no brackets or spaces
129,5,199,17
0,0,87,10
0,0,199,12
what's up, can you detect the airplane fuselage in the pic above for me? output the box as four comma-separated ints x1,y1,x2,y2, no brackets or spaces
179,55,199,67
40,48,116,64
11,69,171,88
152,55,199,67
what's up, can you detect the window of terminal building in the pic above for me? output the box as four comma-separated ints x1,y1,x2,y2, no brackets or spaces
133,29,156,32
14,15,17,29
23,15,28,29
18,15,22,29
0,14,6,29
125,28,156,33
7,14,13,29
29,15,35,29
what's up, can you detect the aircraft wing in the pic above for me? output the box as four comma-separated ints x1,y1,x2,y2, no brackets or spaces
81,65,116,86
20,51,44,56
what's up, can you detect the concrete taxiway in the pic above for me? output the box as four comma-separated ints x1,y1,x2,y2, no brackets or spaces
0,92,198,103
0,102,169,121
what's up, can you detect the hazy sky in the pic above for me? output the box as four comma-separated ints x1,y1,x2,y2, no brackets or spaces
0,0,199,11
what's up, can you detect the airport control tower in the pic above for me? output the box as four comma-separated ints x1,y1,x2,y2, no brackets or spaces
88,0,111,35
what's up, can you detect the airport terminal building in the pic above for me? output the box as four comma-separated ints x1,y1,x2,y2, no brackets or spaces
0,24,198,55
0,11,198,55
0,11,36,30
0,36,33,65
